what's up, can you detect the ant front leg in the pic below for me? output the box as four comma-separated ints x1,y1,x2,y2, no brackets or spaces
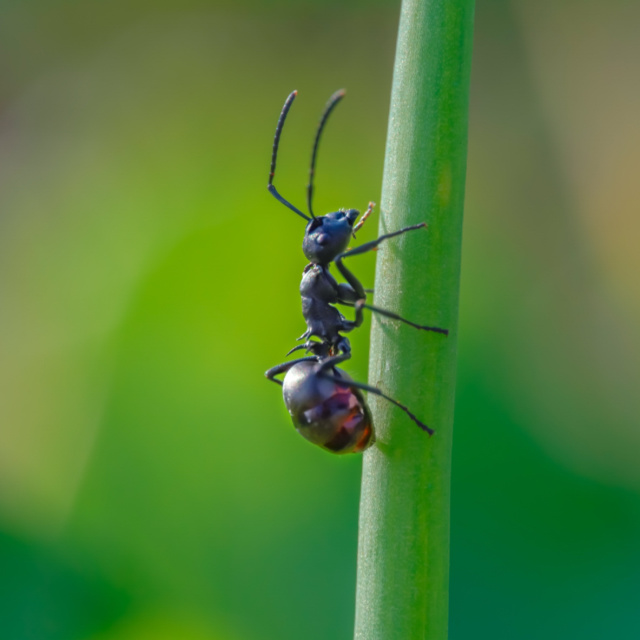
336,223,448,335
334,224,427,301
336,222,428,289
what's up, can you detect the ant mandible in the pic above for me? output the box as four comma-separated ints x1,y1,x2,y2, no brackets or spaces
265,90,448,454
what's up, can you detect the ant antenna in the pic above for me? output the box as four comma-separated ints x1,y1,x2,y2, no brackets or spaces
307,89,346,218
268,90,310,222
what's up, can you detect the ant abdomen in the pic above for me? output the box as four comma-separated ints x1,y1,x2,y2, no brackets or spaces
282,361,374,454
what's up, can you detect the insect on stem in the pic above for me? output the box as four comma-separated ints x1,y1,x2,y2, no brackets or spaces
264,91,448,454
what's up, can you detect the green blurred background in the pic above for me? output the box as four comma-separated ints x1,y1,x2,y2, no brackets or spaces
1,0,639,638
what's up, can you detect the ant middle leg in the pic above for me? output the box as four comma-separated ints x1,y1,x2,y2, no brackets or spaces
357,301,448,335
337,299,447,335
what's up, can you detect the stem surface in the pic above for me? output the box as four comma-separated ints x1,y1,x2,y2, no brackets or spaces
354,0,474,638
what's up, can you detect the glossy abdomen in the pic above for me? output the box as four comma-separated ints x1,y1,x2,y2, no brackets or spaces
282,361,374,454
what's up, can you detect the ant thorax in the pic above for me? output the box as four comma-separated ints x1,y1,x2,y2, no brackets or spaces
300,263,339,300
300,263,346,342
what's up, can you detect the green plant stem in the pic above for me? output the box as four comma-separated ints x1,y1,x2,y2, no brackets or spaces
353,0,474,639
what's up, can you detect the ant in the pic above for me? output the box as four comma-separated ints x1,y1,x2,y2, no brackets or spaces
265,90,448,453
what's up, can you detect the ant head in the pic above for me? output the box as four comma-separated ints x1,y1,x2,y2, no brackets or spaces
302,208,359,264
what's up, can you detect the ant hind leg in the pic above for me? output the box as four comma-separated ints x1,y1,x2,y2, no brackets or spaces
265,356,319,386
319,369,434,435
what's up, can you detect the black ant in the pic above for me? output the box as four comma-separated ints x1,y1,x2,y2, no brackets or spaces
265,90,448,454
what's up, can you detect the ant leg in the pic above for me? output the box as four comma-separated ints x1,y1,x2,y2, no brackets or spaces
338,301,366,333
334,224,428,299
321,265,361,306
334,259,366,300
307,89,346,218
335,223,447,334
352,201,375,237
337,222,427,275
340,294,447,336
286,339,335,357
339,299,447,336
268,90,311,222
319,368,434,435
359,302,448,335
265,356,319,386
286,344,309,356
315,351,352,371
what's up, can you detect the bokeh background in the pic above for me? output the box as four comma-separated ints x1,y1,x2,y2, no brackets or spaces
1,0,639,638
